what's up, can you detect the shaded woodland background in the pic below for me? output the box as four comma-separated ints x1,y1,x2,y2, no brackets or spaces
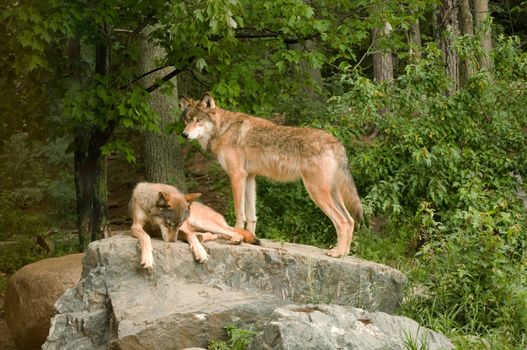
1,0,527,348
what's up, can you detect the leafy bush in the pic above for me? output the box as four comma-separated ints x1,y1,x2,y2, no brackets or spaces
255,38,527,347
0,133,75,241
0,132,77,275
0,236,49,274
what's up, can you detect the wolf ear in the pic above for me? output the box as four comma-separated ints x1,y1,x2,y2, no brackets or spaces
200,93,216,110
156,191,171,207
179,95,191,110
185,192,202,203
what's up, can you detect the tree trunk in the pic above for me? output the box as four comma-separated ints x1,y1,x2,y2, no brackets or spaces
372,21,394,82
74,132,109,250
139,29,186,189
473,0,493,70
439,0,460,94
408,19,422,62
459,0,475,84
288,40,324,104
70,36,111,250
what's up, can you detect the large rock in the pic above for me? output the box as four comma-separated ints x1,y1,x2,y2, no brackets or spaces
43,234,408,349
4,253,84,350
249,304,453,350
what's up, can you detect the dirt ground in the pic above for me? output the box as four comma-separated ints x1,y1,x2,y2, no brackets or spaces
0,144,230,349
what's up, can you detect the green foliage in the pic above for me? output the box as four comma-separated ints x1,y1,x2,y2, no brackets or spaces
0,233,79,275
0,133,75,241
254,179,333,247
0,131,77,275
345,41,526,346
208,324,256,350
254,39,527,348
0,237,48,274
3,1,527,348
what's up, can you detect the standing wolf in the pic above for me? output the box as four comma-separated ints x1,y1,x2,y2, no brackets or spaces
180,94,363,258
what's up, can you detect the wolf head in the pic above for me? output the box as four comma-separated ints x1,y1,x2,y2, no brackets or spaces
156,191,201,239
180,94,216,149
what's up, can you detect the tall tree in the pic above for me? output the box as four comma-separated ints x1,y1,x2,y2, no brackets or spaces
371,3,394,84
459,0,475,83
408,17,422,62
70,34,112,248
139,29,186,189
473,0,493,70
372,21,394,82
439,0,461,93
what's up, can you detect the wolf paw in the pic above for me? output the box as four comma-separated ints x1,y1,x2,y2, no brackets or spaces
141,251,154,269
325,248,346,258
192,243,209,263
229,234,243,245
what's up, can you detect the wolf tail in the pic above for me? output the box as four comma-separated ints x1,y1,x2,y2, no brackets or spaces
235,228,261,245
336,156,364,223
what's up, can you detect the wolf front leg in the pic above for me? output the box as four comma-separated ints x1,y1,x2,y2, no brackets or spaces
245,174,257,233
187,233,209,263
222,152,248,230
130,223,154,269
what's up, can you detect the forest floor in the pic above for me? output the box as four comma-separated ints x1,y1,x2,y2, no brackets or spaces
0,143,231,349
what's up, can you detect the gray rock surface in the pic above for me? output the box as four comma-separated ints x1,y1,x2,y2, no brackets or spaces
43,233,408,349
249,304,453,350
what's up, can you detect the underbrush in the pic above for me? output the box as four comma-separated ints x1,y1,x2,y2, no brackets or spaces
0,132,77,281
208,324,256,350
254,37,527,349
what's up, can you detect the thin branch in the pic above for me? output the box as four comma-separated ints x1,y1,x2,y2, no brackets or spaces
132,65,171,84
234,28,318,44
145,67,186,93
352,33,376,71
188,69,211,89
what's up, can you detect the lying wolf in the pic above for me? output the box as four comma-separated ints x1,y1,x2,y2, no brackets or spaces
180,94,363,258
129,182,258,268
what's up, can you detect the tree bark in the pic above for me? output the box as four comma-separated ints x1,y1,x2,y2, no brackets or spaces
408,19,422,62
74,131,109,250
439,0,460,94
459,0,475,84
372,21,394,82
139,29,186,189
473,0,493,70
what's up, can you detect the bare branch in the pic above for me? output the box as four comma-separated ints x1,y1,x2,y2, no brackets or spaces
145,67,186,93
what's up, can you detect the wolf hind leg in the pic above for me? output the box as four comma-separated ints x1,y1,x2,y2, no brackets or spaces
192,215,244,244
331,186,356,252
302,174,355,258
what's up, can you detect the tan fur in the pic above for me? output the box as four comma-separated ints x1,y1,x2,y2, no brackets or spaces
129,182,201,268
180,94,363,258
130,182,259,267
178,201,260,263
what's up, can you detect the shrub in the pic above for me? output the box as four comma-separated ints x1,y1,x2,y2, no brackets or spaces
254,38,527,347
